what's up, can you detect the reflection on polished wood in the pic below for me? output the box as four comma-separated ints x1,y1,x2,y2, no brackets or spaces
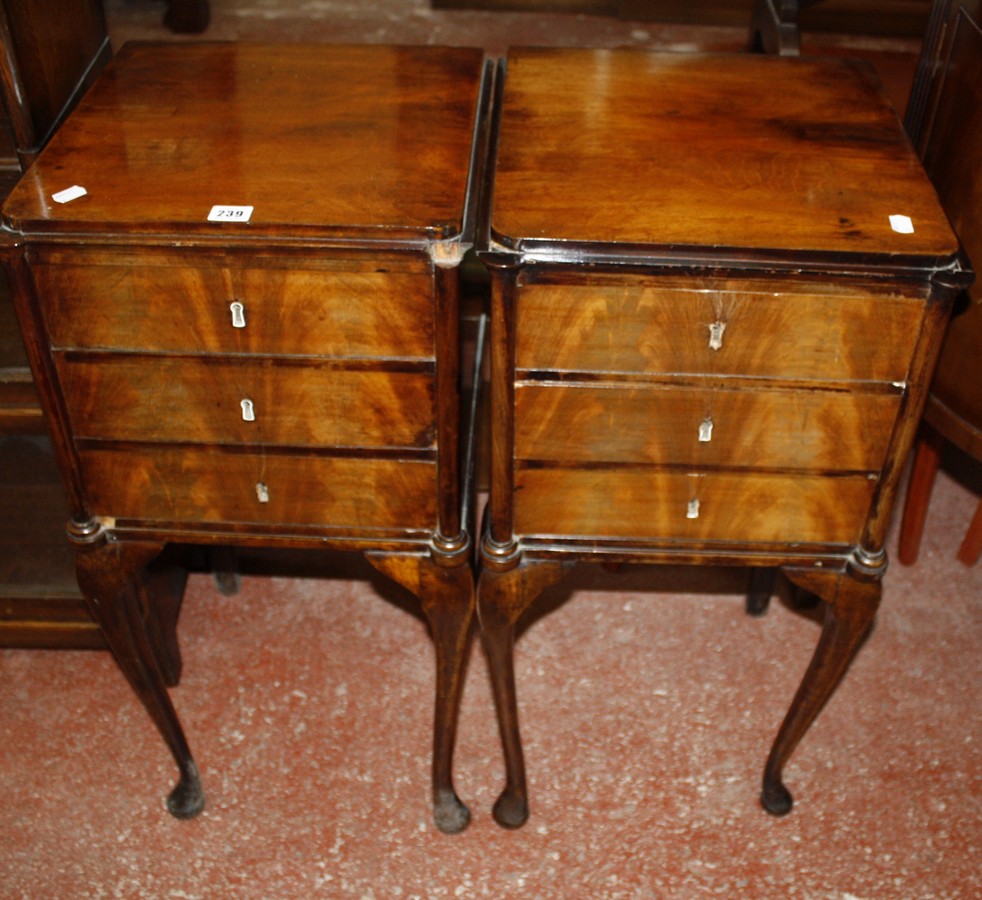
2,42,492,833
478,47,967,828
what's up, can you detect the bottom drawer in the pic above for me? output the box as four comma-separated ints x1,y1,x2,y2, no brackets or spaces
79,447,437,532
513,467,875,546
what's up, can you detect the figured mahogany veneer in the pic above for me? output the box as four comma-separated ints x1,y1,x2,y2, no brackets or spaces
477,48,969,828
1,42,492,833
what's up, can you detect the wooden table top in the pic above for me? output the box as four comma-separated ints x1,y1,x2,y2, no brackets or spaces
491,48,958,265
2,42,486,242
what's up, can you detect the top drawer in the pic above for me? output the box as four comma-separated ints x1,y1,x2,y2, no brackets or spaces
30,254,435,360
515,277,925,384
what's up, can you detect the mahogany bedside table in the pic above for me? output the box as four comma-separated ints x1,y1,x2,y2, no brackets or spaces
1,42,492,834
477,48,969,828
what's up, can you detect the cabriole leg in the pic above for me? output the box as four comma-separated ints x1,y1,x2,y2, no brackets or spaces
761,566,881,815
75,537,203,818
367,552,475,834
478,558,571,829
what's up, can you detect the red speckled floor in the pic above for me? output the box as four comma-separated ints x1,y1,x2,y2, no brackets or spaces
2,2,980,897
2,461,980,897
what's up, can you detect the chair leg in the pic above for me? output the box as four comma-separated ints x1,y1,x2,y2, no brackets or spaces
897,428,943,565
957,497,982,565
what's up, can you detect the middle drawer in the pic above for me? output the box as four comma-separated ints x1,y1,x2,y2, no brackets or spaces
515,382,899,471
57,354,435,449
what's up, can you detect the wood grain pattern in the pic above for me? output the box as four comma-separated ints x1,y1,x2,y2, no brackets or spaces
515,279,924,382
56,356,436,448
477,46,966,828
513,467,874,545
79,447,438,531
515,382,899,470
492,49,957,260
3,43,485,240
34,258,435,359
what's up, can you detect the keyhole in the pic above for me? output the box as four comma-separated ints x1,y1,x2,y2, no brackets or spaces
687,499,700,519
230,301,246,328
708,321,726,351
698,417,714,443
240,398,255,421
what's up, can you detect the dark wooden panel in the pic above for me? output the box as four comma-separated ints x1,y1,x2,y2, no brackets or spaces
0,0,109,161
0,0,95,640
0,434,97,648
434,0,931,36
919,6,982,446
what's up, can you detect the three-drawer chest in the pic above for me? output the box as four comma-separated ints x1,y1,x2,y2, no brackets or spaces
1,42,492,833
476,48,969,827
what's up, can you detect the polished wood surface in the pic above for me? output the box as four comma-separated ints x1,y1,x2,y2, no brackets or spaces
899,0,982,565
4,42,484,240
514,275,924,380
35,251,435,358
513,468,878,543
77,448,438,530
2,42,491,833
478,48,966,829
491,49,955,259
515,384,900,469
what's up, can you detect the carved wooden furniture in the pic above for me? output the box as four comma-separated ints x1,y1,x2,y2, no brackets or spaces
898,0,982,566
477,47,968,828
0,0,111,647
1,42,492,833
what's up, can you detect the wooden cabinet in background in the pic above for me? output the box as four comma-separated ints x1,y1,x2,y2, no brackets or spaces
0,0,110,648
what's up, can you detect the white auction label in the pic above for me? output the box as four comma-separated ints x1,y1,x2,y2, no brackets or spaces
889,214,915,234
207,205,254,223
52,185,88,204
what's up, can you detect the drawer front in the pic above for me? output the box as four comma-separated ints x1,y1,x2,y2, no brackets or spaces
57,355,435,448
79,447,437,531
515,383,899,471
515,282,923,382
513,467,874,545
34,262,434,359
